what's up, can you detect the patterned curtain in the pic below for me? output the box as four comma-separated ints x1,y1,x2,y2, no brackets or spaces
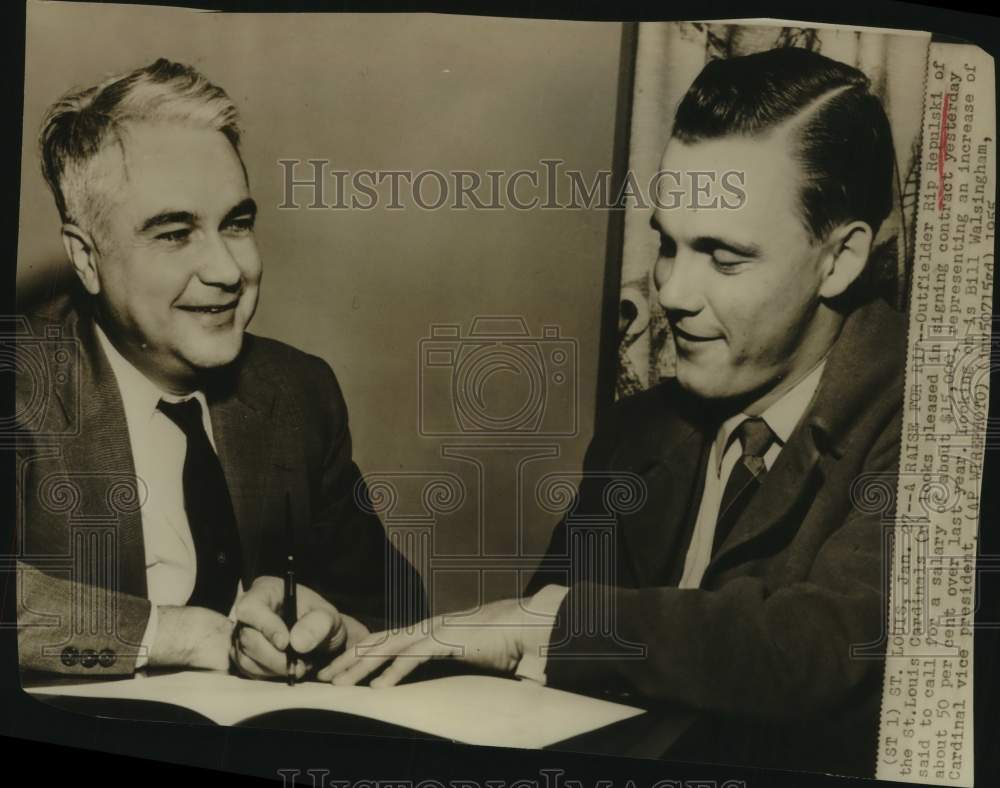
616,21,931,398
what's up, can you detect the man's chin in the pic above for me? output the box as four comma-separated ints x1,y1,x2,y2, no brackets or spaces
674,362,726,400
675,363,781,416
674,364,752,406
181,332,246,371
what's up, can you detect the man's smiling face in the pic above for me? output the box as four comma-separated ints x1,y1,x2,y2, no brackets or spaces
87,121,261,391
652,130,833,409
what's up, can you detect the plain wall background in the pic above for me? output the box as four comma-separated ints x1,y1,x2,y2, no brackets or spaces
17,3,625,613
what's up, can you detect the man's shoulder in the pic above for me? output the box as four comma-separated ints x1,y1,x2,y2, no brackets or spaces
13,293,86,433
833,297,907,376
17,290,80,334
812,298,907,440
239,333,330,377
234,333,347,415
593,378,700,456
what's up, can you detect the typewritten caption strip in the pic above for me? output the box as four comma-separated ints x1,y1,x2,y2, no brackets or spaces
876,41,995,787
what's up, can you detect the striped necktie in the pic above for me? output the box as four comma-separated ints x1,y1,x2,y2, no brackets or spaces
712,416,775,556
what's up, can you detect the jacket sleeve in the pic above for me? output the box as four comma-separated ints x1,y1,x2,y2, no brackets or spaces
14,444,151,676
536,408,899,722
291,358,427,632
15,560,151,676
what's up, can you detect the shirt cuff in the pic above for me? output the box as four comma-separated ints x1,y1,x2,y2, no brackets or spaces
135,604,159,670
514,584,570,685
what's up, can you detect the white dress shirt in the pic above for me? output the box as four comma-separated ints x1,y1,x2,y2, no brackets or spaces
517,359,827,684
96,325,237,667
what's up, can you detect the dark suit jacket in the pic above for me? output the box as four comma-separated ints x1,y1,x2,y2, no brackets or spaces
526,298,905,777
14,294,426,675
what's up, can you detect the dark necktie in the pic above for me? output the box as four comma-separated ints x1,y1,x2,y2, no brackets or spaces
712,416,775,556
157,397,242,614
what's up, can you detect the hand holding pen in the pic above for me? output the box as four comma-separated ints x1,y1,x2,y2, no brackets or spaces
232,578,350,681
230,493,371,681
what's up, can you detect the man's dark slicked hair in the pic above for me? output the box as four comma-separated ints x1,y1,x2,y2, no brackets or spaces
672,47,896,242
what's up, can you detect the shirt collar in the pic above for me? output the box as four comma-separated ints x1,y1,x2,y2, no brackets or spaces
94,322,208,426
714,359,827,476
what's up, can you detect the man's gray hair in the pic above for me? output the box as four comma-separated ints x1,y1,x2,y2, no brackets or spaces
39,58,242,234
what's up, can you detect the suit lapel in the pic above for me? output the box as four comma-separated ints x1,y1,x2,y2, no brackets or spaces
57,311,148,598
208,346,282,588
614,377,824,588
624,428,709,586
704,412,823,580
615,386,711,588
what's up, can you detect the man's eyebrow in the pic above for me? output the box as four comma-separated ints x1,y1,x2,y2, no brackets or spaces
649,215,760,258
138,210,197,233
690,236,761,258
222,198,257,224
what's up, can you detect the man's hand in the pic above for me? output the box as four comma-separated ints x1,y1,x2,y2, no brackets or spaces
148,606,234,671
232,576,370,680
319,597,544,687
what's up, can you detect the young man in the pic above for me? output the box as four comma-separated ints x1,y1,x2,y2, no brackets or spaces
329,47,904,776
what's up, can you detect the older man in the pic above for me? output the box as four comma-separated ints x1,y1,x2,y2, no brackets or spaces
16,59,425,677
329,47,905,776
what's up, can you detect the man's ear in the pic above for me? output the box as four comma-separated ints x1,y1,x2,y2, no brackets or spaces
61,223,101,295
817,220,873,300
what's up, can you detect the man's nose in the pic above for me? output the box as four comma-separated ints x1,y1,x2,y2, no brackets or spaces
198,232,243,290
656,254,702,315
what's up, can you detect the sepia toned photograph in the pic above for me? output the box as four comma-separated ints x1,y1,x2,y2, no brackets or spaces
7,3,996,787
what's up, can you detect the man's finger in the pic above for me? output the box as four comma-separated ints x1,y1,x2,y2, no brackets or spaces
329,635,407,686
235,595,290,651
237,624,287,674
330,653,390,686
234,637,275,679
370,638,453,688
316,644,359,682
316,627,394,681
316,642,358,681
291,607,342,655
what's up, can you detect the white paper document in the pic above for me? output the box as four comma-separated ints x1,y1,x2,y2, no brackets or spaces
28,672,645,749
